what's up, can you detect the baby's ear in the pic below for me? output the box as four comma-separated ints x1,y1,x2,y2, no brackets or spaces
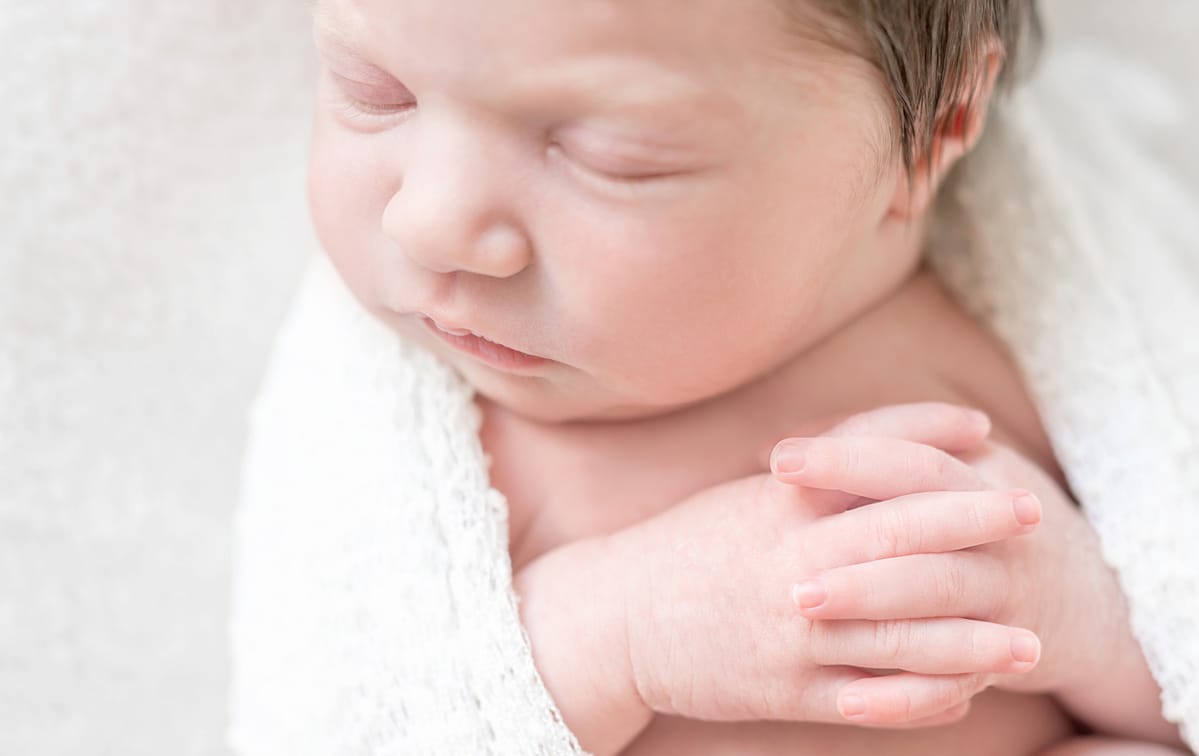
889,42,1004,220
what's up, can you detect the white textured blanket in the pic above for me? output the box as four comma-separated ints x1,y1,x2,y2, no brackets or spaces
228,48,1199,755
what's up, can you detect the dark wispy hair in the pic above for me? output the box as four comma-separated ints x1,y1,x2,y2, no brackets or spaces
800,0,1043,176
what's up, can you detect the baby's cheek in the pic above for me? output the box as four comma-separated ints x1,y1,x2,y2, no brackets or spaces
307,127,397,302
308,161,361,281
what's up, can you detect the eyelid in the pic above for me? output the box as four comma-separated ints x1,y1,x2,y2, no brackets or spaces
336,99,415,123
547,143,684,200
549,137,687,181
324,69,417,123
328,70,414,101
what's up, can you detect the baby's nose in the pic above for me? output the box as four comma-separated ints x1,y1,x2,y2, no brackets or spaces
386,202,533,279
381,134,533,279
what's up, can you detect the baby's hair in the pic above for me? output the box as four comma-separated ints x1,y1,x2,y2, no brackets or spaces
794,0,1042,177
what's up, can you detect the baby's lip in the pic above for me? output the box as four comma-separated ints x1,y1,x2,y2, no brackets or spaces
424,316,473,337
420,312,495,342
414,306,549,366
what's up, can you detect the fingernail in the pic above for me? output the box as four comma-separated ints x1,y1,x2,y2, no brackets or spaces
839,694,868,719
1011,491,1041,526
1010,633,1041,665
773,445,805,475
792,580,827,610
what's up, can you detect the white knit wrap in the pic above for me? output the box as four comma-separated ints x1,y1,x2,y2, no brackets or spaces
228,47,1199,754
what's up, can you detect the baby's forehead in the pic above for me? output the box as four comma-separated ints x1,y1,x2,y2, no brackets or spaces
313,0,819,131
313,0,855,113
314,0,806,63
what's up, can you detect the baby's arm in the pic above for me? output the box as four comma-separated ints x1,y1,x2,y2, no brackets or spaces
512,536,654,755
512,403,1016,755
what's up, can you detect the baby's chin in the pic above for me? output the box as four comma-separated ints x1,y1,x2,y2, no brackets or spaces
469,370,732,426
431,357,692,426
386,314,734,424
468,372,679,425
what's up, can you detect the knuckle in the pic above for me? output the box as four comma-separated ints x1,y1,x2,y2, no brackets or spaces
934,559,969,610
801,617,829,661
927,448,955,487
928,682,961,713
783,675,823,720
758,680,795,720
842,440,870,481
966,493,992,538
874,621,910,664
947,674,984,707
851,571,879,615
970,672,993,695
978,554,1013,619
987,555,1016,623
870,509,909,558
963,624,995,669
897,691,916,722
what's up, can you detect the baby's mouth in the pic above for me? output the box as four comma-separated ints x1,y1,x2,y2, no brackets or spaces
419,315,550,373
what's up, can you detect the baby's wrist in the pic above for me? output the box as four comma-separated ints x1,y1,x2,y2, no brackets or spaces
513,534,653,755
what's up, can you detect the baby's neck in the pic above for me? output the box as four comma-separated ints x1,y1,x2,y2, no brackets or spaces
483,264,1061,570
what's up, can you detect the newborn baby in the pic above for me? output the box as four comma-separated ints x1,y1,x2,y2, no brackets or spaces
306,0,1187,752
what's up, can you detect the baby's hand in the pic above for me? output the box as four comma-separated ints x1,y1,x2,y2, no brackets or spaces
614,403,1039,728
770,435,1046,725
772,432,1145,733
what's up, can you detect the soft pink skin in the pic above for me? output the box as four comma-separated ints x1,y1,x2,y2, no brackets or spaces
515,403,1009,753
307,0,972,424
765,428,1184,748
517,405,1185,754
613,411,1049,726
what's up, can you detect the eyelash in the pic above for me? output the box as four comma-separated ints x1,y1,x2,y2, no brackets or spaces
331,85,674,194
337,95,416,123
547,143,676,196
324,69,416,123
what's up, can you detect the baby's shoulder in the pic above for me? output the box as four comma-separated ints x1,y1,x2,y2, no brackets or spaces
891,272,1066,491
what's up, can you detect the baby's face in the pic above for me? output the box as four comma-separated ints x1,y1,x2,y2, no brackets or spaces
310,0,912,422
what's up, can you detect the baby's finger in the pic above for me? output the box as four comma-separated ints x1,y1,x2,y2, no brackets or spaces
755,402,990,474
822,402,992,452
760,403,991,514
836,672,989,726
806,618,1041,676
798,488,1041,570
801,667,972,728
794,552,1013,620
771,436,987,501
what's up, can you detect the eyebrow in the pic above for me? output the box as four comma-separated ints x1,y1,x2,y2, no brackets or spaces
312,2,364,60
310,2,735,137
